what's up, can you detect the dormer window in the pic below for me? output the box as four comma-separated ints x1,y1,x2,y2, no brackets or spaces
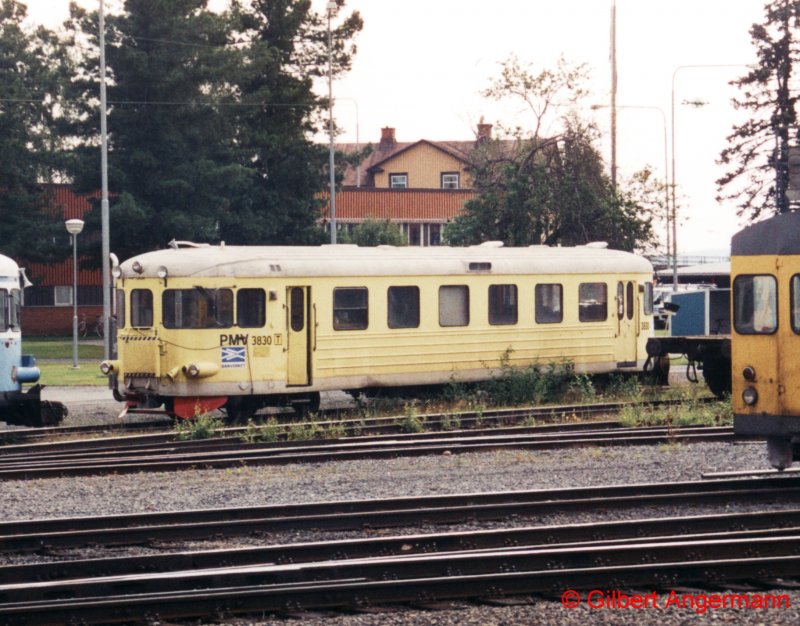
389,173,408,188
441,172,460,189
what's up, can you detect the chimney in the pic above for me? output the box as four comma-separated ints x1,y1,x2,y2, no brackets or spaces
476,122,493,143
379,127,396,150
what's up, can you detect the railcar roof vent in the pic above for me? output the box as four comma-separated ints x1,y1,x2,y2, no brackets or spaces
472,241,504,248
168,239,211,249
468,261,492,271
584,241,609,249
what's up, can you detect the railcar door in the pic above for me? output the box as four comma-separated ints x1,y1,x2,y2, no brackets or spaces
286,286,312,386
615,280,638,367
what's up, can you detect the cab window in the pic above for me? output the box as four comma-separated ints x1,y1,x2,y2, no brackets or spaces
793,275,800,333
579,283,608,322
0,290,7,330
643,282,654,316
163,288,233,329
333,287,368,330
131,289,153,327
237,289,266,328
9,289,20,331
734,274,777,334
115,289,126,329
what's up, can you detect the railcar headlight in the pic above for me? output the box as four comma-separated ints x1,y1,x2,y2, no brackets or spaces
132,261,144,274
182,362,220,379
100,360,119,376
112,266,122,279
742,387,758,406
742,366,756,382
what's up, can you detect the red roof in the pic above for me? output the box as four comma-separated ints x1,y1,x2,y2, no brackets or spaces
320,189,474,224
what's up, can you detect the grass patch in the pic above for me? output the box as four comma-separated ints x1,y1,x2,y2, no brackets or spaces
22,337,106,386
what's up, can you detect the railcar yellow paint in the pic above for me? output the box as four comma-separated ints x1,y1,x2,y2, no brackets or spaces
732,254,800,420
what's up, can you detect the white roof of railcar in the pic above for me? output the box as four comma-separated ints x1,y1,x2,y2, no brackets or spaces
118,242,653,279
0,254,19,278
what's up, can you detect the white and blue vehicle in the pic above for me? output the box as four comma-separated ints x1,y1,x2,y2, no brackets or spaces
0,253,66,427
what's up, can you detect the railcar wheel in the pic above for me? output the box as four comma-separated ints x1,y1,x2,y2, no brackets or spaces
701,356,732,399
225,397,261,423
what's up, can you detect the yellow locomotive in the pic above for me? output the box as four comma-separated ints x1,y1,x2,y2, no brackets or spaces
101,241,655,419
731,211,800,469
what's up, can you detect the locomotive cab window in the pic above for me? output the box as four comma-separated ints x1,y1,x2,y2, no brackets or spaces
237,289,266,328
8,289,20,331
163,288,233,329
115,289,126,329
0,290,7,330
579,283,608,322
535,283,563,324
643,282,654,316
388,286,420,329
734,275,777,335
131,289,153,328
489,284,518,325
439,285,469,327
333,288,368,330
793,275,800,333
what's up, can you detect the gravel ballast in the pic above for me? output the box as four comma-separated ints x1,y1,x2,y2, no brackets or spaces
3,388,798,625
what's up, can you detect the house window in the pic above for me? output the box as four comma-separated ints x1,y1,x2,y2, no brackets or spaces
441,172,460,189
389,173,408,189
54,286,72,306
429,224,441,246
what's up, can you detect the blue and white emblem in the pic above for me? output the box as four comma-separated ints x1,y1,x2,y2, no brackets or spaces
221,346,246,368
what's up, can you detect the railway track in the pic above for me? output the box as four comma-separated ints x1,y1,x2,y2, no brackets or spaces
1,478,799,624
0,396,716,445
2,475,798,551
0,422,738,479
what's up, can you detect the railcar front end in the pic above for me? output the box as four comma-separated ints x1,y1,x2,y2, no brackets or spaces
731,212,800,469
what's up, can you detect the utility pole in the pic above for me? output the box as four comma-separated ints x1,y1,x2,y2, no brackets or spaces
610,0,618,191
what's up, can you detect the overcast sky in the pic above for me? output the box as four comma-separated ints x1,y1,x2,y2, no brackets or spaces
23,0,768,255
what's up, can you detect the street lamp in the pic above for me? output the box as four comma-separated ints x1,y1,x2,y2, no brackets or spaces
326,0,337,243
99,0,111,358
65,219,85,369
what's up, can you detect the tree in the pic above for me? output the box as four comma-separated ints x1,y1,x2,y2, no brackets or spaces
339,219,405,246
0,0,71,262
62,0,362,262
718,0,800,218
445,58,653,251
220,0,362,246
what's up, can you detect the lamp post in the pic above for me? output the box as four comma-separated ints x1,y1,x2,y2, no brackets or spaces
99,0,111,358
65,219,85,369
326,1,337,243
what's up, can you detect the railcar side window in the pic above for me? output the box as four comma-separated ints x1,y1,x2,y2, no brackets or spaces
488,284,518,325
237,289,266,328
115,289,126,329
162,288,233,329
9,289,20,331
388,286,420,329
0,290,7,330
535,284,563,324
131,289,153,328
579,283,608,322
439,285,469,327
333,288,368,330
643,282,654,316
734,275,777,334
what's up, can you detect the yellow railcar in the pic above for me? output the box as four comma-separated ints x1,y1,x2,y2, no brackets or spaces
101,241,655,419
731,212,800,469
